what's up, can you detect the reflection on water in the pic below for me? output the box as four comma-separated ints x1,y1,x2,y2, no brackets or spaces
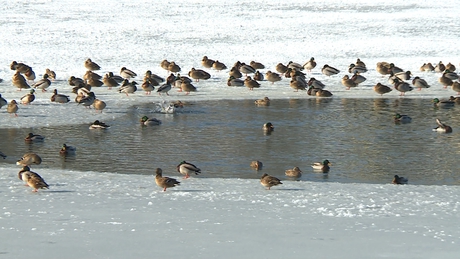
1,98,460,185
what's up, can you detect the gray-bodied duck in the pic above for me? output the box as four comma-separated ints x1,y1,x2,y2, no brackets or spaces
177,161,201,179
89,120,110,129
51,89,70,103
394,113,412,124
312,160,331,173
24,133,45,142
140,116,161,126
20,89,35,104
433,118,452,133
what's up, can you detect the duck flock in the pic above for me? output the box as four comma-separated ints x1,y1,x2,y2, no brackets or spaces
1,56,459,191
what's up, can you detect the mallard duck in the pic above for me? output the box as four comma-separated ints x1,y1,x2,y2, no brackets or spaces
77,92,96,107
316,89,333,97
275,63,288,75
68,76,85,86
93,99,106,112
439,73,453,88
180,81,197,94
161,59,171,71
188,68,211,82
239,63,256,76
394,113,412,124
24,133,45,142
84,70,102,80
341,75,358,90
120,67,137,79
373,83,392,95
227,76,244,87
348,63,367,74
376,62,391,75
212,60,227,71
10,61,31,73
118,80,137,96
321,64,340,76
51,89,70,103
285,167,302,178
32,74,51,92
18,166,49,192
420,63,435,72
140,116,161,126
394,79,413,96
446,62,456,72
432,98,455,108
250,160,263,170
411,76,430,90
311,160,331,173
89,120,110,129
265,71,282,84
16,153,42,166
168,62,181,73
45,68,56,80
177,161,201,179
155,168,180,192
452,82,460,94
434,61,446,73
60,144,76,155
255,97,270,106
141,80,155,95
12,71,30,90
260,173,282,190
0,94,7,108
351,73,366,84
7,100,19,116
20,89,35,104
250,61,265,70
392,175,408,185
448,96,460,104
303,57,316,71
24,68,36,82
253,71,264,81
389,63,404,74
228,66,243,79
307,77,325,89
201,56,215,68
156,83,172,96
0,151,6,159
244,76,260,90
433,118,452,133
84,58,101,71
263,122,274,133
290,78,306,92
144,71,164,84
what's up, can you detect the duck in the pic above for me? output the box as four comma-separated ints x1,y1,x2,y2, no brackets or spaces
160,59,171,71
227,76,244,87
188,68,211,82
307,77,325,89
392,175,408,185
68,75,85,86
394,79,413,96
141,80,156,95
389,63,404,74
84,70,102,81
177,161,201,179
0,151,6,159
12,71,30,90
45,68,56,80
118,80,137,96
180,81,197,94
351,73,366,84
0,94,7,108
228,66,243,78
201,56,215,68
260,173,283,190
373,83,392,95
93,99,106,112
348,63,367,74
376,62,392,75
432,98,455,108
89,120,110,129
438,73,454,88
84,58,101,71
32,74,51,92
77,92,96,107
285,167,302,178
168,62,181,73
7,100,19,116
24,133,45,142
290,77,306,92
255,97,270,106
434,61,446,73
452,82,460,94
315,89,333,97
140,116,161,126
155,168,180,192
20,89,35,105
144,70,165,84
250,160,263,170
433,118,452,133
265,71,282,84
448,96,460,104
321,64,340,76
446,62,456,72
10,61,31,73
157,83,172,95
86,77,104,87
16,153,42,166
212,60,227,71
311,160,331,173
24,68,36,82
287,61,303,71
442,69,459,80
244,76,260,90
253,71,264,81
275,63,288,75
420,63,434,72
341,75,358,90
18,166,49,192
303,57,316,71
250,61,265,70
120,67,137,79
263,122,274,133
51,89,70,103
411,76,430,90
393,113,412,124
60,144,77,155
239,63,256,76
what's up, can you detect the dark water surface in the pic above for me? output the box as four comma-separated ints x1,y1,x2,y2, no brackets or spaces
1,98,459,185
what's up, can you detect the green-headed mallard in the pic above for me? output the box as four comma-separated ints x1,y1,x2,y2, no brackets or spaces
321,64,340,76
51,89,70,103
120,67,137,79
303,57,316,71
24,133,45,142
89,120,110,129
432,98,454,108
312,160,331,173
263,122,274,133
16,153,42,166
285,167,302,178
177,161,201,179
140,116,161,126
32,74,51,92
260,173,282,190
155,168,180,192
18,166,49,192
60,144,76,156
227,76,244,87
394,113,412,124
20,89,35,105
411,76,430,90
433,118,452,133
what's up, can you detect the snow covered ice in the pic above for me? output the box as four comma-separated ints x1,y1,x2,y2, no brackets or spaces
1,0,460,258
